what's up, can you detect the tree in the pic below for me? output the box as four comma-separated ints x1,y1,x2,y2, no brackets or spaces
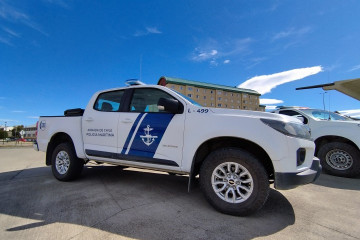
0,129,7,140
11,125,24,138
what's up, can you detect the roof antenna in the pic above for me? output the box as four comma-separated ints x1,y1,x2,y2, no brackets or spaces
124,55,145,86
139,54,142,82
321,91,327,111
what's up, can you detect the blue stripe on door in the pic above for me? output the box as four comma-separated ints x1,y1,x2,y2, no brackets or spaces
120,113,144,154
127,113,174,158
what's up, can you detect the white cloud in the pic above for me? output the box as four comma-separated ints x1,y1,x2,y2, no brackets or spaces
338,109,360,114
43,0,69,9
134,27,162,37
348,64,360,72
246,57,267,69
146,27,161,34
337,109,360,118
272,27,312,50
260,98,284,105
0,118,16,122
0,36,12,46
210,60,218,67
0,0,48,36
222,38,252,56
0,1,28,21
324,63,340,72
12,110,25,113
192,49,218,62
191,37,252,66
0,26,21,46
27,116,39,119
2,26,20,37
238,66,323,95
272,27,312,41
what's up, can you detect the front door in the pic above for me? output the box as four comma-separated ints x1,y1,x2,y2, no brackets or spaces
117,88,185,168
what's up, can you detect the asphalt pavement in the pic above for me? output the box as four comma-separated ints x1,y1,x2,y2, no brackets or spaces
0,147,359,240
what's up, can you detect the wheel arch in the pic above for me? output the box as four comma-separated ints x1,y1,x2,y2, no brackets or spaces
190,137,274,183
314,135,359,156
46,132,76,166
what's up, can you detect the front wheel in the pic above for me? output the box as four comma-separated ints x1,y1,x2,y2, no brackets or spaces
51,143,84,181
318,142,360,178
200,148,270,216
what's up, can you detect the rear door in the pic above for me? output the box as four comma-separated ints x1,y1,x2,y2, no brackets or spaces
82,90,124,158
117,88,186,168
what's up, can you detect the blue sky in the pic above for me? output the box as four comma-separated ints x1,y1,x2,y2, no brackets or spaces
1,0,360,127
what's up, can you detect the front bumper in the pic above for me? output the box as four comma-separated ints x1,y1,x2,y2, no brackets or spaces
274,157,322,190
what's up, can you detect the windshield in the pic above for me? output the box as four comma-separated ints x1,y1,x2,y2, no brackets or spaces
301,109,352,121
168,89,203,107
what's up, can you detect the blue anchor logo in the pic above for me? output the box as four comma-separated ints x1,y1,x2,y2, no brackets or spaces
140,125,158,146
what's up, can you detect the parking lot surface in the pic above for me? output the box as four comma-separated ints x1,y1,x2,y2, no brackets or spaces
0,147,359,240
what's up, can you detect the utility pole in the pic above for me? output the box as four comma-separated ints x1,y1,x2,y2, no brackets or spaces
2,122,6,145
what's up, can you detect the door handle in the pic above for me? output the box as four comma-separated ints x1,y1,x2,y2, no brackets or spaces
121,118,133,123
85,117,94,122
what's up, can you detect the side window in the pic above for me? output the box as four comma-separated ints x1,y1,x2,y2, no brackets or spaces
130,88,178,113
279,110,308,124
94,90,124,112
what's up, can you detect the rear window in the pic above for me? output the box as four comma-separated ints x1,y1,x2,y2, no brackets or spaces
94,90,124,112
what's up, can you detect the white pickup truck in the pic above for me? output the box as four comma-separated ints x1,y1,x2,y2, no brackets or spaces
34,82,321,216
274,107,360,178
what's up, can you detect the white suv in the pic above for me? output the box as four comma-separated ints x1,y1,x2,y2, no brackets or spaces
274,107,360,178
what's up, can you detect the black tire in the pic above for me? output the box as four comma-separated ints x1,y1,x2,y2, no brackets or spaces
51,143,84,181
317,142,360,178
200,148,269,216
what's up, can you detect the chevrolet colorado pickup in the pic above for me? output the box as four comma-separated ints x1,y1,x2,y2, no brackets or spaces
34,81,321,216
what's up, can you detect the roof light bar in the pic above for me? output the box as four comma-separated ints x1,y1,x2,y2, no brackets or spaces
125,79,146,86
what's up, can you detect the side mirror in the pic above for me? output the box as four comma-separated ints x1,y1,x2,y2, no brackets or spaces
158,98,183,114
295,115,306,124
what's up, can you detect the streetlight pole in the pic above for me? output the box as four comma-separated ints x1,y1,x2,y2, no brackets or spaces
2,122,6,145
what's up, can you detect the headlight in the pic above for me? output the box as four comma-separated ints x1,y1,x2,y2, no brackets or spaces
260,118,311,140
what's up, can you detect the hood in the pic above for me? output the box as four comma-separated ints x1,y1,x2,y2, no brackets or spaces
312,118,360,127
207,108,303,124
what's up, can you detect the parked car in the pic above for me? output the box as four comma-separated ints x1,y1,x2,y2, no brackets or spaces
274,107,360,178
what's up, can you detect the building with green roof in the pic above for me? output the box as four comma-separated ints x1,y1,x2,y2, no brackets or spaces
158,76,264,111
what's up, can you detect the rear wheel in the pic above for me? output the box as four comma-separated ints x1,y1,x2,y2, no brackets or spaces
200,148,269,216
51,143,84,181
318,142,360,178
